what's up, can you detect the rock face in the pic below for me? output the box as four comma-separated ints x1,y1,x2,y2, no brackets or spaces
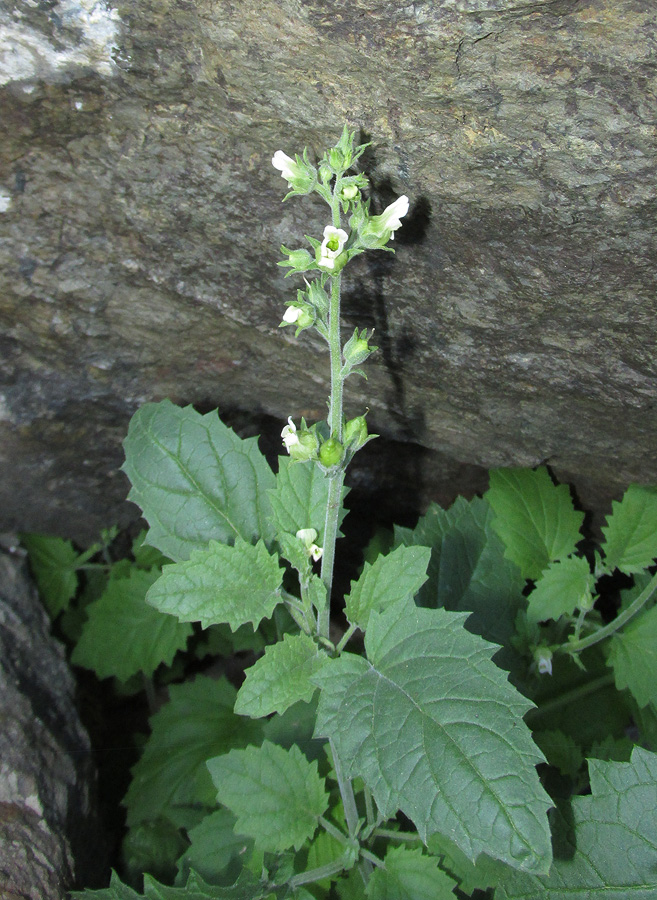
0,548,104,897
1,0,656,540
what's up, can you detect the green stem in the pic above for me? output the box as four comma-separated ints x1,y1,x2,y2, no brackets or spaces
525,673,615,723
564,569,657,655
373,827,422,843
360,848,384,869
330,737,360,840
336,622,358,653
288,857,350,888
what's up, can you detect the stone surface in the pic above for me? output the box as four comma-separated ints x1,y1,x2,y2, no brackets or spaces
0,546,105,897
1,0,656,540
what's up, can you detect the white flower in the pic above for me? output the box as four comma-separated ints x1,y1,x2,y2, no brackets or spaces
272,151,298,182
309,543,323,562
281,416,300,449
318,225,348,270
296,528,323,562
376,195,409,239
283,306,302,324
536,649,553,675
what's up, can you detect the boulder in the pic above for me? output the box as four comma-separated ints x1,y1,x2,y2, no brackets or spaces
1,0,656,540
0,546,105,897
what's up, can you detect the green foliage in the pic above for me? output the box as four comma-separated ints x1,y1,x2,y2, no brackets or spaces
607,602,657,708
146,539,283,631
207,741,329,853
343,544,431,630
72,869,276,899
313,598,553,873
71,567,192,681
176,809,253,887
122,401,276,562
365,846,456,899
19,532,80,616
601,483,657,574
526,556,594,625
124,676,262,827
497,748,657,898
235,632,323,717
269,456,348,544
485,468,584,579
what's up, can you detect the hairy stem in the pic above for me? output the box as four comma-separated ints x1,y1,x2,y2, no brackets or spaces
330,737,360,839
564,569,657,655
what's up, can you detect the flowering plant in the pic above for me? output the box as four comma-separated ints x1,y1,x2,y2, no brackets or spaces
71,128,657,900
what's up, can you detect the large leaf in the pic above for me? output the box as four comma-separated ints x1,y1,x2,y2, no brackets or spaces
269,455,348,544
607,603,657,709
312,599,553,874
344,544,431,629
20,532,79,616
147,539,283,630
71,868,272,899
601,483,657,574
526,555,594,624
176,809,254,887
122,401,275,561
397,496,525,654
124,676,262,826
235,632,324,717
485,468,584,580
207,741,328,853
365,846,457,900
71,568,192,680
497,748,657,899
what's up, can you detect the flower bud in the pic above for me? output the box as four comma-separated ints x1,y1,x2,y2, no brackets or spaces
343,328,376,366
344,415,368,449
281,418,319,461
534,647,553,675
319,437,343,468
341,183,359,201
281,304,314,332
278,246,315,276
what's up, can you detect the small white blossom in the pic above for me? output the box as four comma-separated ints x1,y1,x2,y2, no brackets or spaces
318,225,348,270
283,306,302,324
309,543,323,562
296,528,318,544
376,195,409,239
536,648,553,675
281,416,300,449
272,151,298,182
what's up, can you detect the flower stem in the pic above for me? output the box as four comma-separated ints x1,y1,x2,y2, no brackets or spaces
564,569,657,655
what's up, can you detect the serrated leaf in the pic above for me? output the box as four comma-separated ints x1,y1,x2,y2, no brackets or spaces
527,555,594,624
147,539,283,630
601,483,657,574
497,748,657,899
269,455,348,544
207,741,328,853
123,818,188,886
20,532,79,616
485,468,584,580
531,729,583,776
72,869,272,900
71,568,192,680
344,545,431,629
132,529,171,569
122,401,275,562
235,632,323,717
366,845,457,900
607,603,657,708
427,831,514,894
124,676,262,826
312,599,553,873
397,496,525,656
176,809,254,887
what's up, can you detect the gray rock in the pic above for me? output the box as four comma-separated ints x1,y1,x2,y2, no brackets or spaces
0,0,655,540
0,547,104,897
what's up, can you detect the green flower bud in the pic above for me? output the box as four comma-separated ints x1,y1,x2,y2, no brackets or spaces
328,147,346,173
341,183,359,201
290,429,320,462
344,415,368,449
319,437,343,467
343,328,377,366
278,246,315,275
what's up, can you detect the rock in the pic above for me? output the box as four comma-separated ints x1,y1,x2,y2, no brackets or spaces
0,0,655,540
0,547,104,897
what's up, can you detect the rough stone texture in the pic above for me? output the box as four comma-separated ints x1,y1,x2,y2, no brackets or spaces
0,545,104,898
1,0,656,540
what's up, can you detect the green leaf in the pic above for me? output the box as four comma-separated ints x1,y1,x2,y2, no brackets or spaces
312,599,553,874
132,529,171,569
72,869,274,900
71,568,192,680
269,455,348,545
527,555,594,624
305,829,347,891
427,831,514,894
365,846,457,900
122,401,275,562
70,871,142,899
497,748,657,899
124,676,262,826
176,809,254,887
397,496,525,656
607,603,657,708
147,539,283,630
20,532,79,616
601,484,657,574
123,818,188,886
531,729,583,777
344,545,431,630
207,741,329,853
485,468,584,580
235,632,324,717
